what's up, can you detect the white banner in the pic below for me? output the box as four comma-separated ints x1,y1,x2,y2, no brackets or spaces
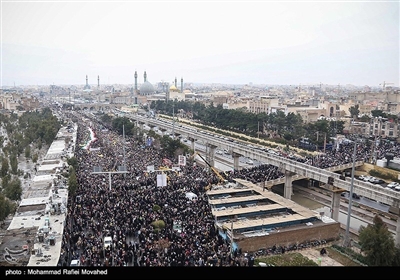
178,155,186,166
157,173,167,187
147,165,155,172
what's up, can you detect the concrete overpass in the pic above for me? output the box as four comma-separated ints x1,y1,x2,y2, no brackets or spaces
132,114,400,241
70,102,123,111
133,115,400,203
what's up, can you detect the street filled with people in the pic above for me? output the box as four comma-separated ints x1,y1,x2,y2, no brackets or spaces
60,113,260,266
59,112,400,267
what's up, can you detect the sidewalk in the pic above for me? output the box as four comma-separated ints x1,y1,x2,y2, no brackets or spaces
298,248,343,266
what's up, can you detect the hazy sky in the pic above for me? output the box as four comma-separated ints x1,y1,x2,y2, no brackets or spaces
1,0,399,87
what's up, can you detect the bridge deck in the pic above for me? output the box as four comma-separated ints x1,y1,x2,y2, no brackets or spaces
207,187,256,196
208,178,322,235
208,194,266,206
220,213,310,231
211,204,287,217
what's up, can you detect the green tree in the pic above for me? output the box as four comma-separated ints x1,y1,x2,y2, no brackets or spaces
25,145,31,159
160,136,189,160
1,157,9,177
100,113,113,125
4,177,22,201
112,117,134,136
67,156,79,171
32,153,39,163
9,154,18,175
358,215,397,266
0,193,17,222
68,167,78,196
349,104,360,120
392,245,400,266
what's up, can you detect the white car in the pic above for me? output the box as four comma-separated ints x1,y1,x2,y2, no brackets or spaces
387,182,400,189
359,175,372,181
246,159,254,165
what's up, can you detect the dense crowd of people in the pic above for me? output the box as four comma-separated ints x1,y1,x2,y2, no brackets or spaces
59,112,400,267
59,113,261,266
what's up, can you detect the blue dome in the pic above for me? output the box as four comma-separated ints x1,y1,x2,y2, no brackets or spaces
139,81,154,95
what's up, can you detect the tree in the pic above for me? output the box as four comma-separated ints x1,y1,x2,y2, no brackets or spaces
25,145,31,159
32,153,39,163
9,154,18,175
358,215,397,266
0,193,17,222
67,156,79,171
349,104,360,120
68,167,78,196
1,157,9,177
112,117,134,136
4,177,22,201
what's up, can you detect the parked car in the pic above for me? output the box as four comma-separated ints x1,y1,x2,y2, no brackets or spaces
352,193,360,199
358,175,372,181
387,182,400,189
369,177,385,184
246,159,254,165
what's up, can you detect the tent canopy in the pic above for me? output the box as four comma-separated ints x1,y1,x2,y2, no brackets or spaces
185,192,197,200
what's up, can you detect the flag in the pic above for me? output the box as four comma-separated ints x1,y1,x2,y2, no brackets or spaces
163,158,172,167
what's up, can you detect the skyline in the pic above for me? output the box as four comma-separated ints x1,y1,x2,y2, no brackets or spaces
1,0,399,87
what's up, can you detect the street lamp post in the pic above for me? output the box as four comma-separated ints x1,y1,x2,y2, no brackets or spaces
172,103,175,140
343,139,357,247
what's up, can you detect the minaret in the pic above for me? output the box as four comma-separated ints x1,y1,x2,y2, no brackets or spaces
134,71,138,91
86,75,88,87
144,71,147,82
181,77,183,93
174,77,177,88
97,75,100,89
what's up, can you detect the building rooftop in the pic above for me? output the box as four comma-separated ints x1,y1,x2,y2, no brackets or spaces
0,123,76,267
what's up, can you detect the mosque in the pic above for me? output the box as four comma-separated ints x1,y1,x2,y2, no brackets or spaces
79,72,194,107
133,71,187,105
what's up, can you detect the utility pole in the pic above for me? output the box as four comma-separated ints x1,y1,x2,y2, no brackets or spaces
172,102,175,140
343,139,357,247
123,124,126,171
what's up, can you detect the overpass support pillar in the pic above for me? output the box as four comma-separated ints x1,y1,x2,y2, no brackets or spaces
206,144,218,167
284,171,295,199
330,192,341,221
231,152,241,171
188,137,196,152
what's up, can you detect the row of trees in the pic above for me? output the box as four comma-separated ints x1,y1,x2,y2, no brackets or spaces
150,100,344,148
96,112,190,160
